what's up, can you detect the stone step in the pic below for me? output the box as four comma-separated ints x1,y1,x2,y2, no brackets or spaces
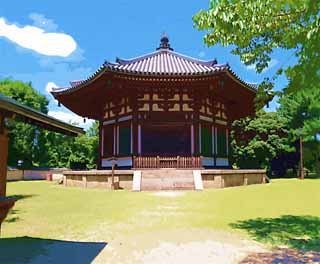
142,170,194,178
141,177,194,182
140,169,195,191
142,182,195,191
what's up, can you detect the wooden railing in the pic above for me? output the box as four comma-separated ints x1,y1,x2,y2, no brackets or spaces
133,156,202,169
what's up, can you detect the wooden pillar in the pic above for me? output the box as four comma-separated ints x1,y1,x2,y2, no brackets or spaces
212,125,215,165
214,126,217,166
138,124,142,155
194,122,200,155
0,115,8,197
190,124,194,155
198,123,202,154
132,90,139,156
113,125,116,156
98,121,104,169
133,123,139,155
116,125,119,155
193,88,200,156
130,121,133,154
226,128,229,156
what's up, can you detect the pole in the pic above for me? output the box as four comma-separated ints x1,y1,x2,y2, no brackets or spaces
300,135,304,180
111,163,115,190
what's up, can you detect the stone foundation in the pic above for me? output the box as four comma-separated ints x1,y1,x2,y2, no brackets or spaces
63,170,134,190
201,169,267,188
63,169,267,191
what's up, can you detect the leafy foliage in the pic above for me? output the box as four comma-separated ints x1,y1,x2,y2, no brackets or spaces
194,1,320,172
193,0,320,104
231,111,292,170
43,122,98,169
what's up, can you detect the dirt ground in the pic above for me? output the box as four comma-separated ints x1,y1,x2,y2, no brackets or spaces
93,228,267,263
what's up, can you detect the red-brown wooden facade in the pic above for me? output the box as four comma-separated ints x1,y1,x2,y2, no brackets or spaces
52,36,256,169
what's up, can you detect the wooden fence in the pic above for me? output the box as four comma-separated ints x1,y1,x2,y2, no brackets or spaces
133,156,202,169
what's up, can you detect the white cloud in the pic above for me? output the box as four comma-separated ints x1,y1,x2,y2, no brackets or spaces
246,58,279,73
45,82,58,94
0,17,77,57
48,110,94,129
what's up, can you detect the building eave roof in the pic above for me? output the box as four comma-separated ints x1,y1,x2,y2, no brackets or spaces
0,94,84,136
51,48,257,96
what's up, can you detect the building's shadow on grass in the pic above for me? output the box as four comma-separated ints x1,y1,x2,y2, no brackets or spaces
0,236,107,264
3,195,36,224
231,215,320,251
4,209,20,223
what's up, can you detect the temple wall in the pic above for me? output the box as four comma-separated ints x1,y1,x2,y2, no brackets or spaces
7,170,24,181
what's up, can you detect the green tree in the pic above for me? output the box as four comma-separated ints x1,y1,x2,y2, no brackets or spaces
193,0,320,104
230,111,292,170
69,121,99,169
44,121,98,169
278,88,320,174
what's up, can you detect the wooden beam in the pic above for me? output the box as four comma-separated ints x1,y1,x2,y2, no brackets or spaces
0,126,8,197
0,113,4,135
0,112,8,196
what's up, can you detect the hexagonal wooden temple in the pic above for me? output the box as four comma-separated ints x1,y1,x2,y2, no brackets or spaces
51,36,256,170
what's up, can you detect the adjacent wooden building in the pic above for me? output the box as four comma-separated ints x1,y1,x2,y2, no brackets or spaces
52,36,256,169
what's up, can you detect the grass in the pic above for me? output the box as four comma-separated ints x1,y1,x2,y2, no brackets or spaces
2,179,320,250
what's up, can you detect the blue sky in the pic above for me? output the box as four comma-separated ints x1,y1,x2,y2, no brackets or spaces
0,0,294,129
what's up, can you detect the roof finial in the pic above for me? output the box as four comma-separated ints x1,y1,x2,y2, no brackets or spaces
157,33,173,51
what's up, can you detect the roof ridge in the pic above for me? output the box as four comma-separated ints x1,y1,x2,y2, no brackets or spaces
115,50,163,65
167,50,218,67
114,49,218,67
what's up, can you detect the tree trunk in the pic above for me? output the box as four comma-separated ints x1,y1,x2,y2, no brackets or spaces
316,156,320,177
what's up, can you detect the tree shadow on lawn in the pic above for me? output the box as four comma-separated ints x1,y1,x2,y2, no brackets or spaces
7,194,37,201
0,237,107,264
231,215,320,251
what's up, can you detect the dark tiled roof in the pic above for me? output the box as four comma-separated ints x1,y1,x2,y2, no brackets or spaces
51,39,256,95
70,80,83,87
104,49,224,75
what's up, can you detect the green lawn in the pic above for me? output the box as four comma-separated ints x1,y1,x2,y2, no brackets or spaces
2,179,320,250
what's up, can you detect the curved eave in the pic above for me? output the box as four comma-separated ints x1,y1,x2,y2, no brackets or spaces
51,64,257,97
0,94,84,136
225,69,257,93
